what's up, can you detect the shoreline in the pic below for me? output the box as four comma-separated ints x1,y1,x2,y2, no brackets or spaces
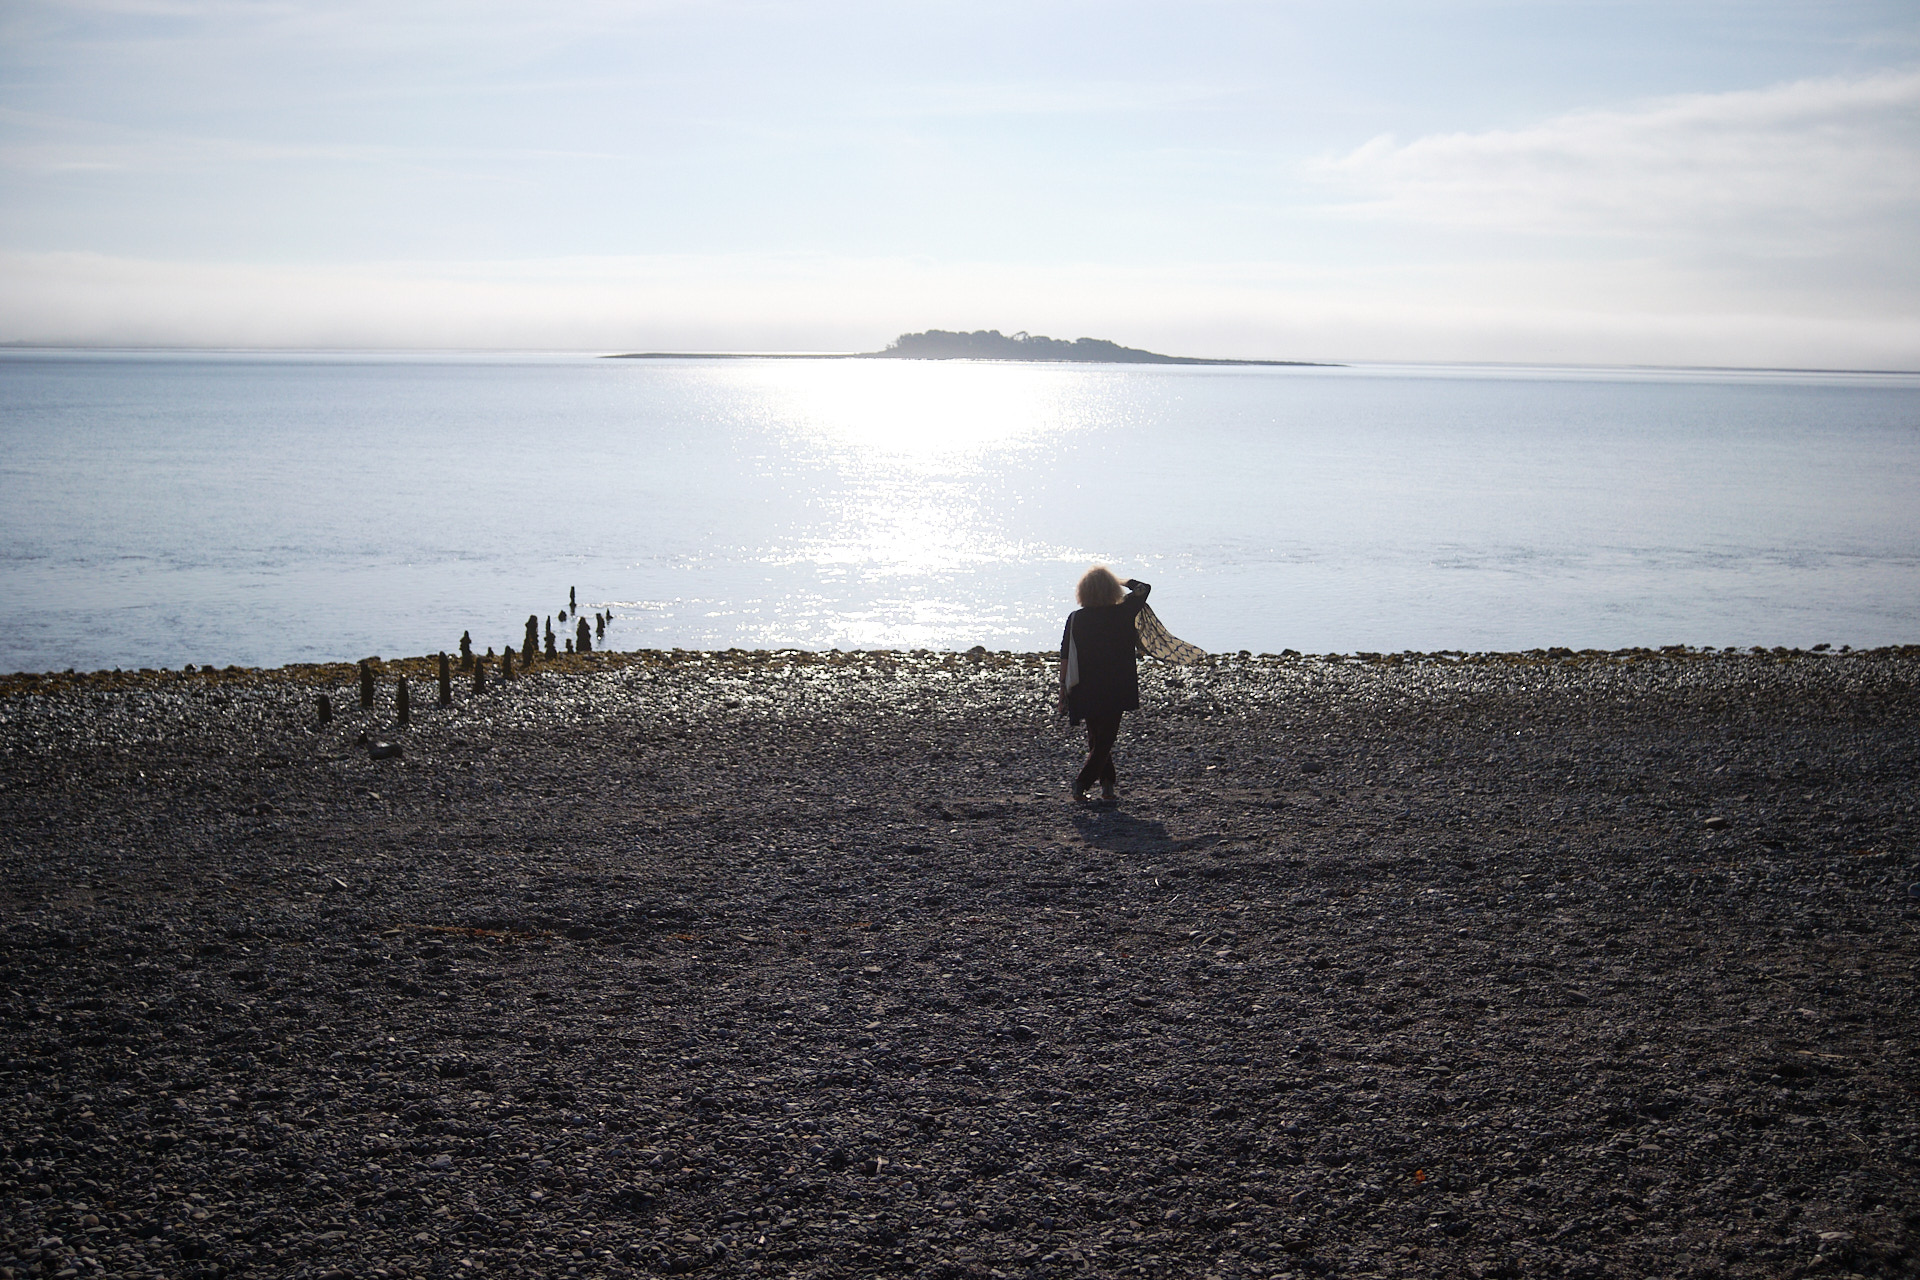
6,641,1914,699
3,646,1916,1278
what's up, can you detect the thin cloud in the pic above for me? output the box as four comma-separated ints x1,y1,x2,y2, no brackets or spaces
1312,68,1920,253
0,108,624,175
6,249,1916,369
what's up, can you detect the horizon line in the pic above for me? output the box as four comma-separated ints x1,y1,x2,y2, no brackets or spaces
2,341,1917,377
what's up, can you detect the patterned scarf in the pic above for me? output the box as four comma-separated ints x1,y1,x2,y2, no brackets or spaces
1134,603,1208,665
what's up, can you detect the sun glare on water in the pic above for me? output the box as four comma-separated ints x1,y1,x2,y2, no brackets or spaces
724,360,1098,581
734,358,1087,458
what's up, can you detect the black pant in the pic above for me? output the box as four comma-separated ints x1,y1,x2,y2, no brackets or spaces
1075,712,1123,795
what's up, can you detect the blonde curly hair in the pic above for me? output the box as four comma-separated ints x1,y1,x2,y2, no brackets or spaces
1076,565,1126,608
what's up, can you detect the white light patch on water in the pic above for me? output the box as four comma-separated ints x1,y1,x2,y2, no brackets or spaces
753,359,1081,460
712,360,1105,582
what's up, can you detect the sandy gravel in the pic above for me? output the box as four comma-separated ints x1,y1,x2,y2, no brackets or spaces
2,646,1917,1280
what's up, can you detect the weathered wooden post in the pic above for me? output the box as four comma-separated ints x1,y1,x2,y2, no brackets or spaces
396,676,411,727
438,652,451,707
576,617,591,654
502,645,515,682
317,694,332,725
471,651,486,694
570,585,577,613
359,661,375,709
523,615,540,664
545,618,557,658
459,631,473,672
596,611,605,640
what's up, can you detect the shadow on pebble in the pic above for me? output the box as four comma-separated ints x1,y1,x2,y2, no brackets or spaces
1070,808,1171,852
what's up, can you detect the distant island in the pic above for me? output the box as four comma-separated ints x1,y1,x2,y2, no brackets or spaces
608,329,1333,366
867,329,1331,365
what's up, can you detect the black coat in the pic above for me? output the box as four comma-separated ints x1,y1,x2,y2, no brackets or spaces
1060,580,1150,726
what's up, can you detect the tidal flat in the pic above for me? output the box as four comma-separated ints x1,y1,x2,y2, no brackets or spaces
2,647,1916,1279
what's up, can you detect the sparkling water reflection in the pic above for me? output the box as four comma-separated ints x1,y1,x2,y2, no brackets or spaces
0,351,1915,671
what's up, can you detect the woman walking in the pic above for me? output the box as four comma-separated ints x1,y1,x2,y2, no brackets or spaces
1060,566,1150,802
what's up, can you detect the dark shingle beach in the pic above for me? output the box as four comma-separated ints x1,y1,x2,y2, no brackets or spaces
2,647,1916,1278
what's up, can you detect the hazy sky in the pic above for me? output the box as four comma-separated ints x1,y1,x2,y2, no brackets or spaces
3,0,1917,364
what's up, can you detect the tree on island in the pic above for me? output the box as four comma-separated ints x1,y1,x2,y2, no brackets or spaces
877,329,1198,363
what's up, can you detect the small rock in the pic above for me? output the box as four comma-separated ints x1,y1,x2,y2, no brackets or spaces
369,740,402,760
1703,815,1728,830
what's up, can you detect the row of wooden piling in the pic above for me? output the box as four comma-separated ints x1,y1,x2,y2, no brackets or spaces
458,608,609,670
315,590,616,729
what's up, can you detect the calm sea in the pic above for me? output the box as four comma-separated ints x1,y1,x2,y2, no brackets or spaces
1,350,1916,673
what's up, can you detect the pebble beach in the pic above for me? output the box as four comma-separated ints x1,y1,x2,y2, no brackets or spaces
2,645,1917,1279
